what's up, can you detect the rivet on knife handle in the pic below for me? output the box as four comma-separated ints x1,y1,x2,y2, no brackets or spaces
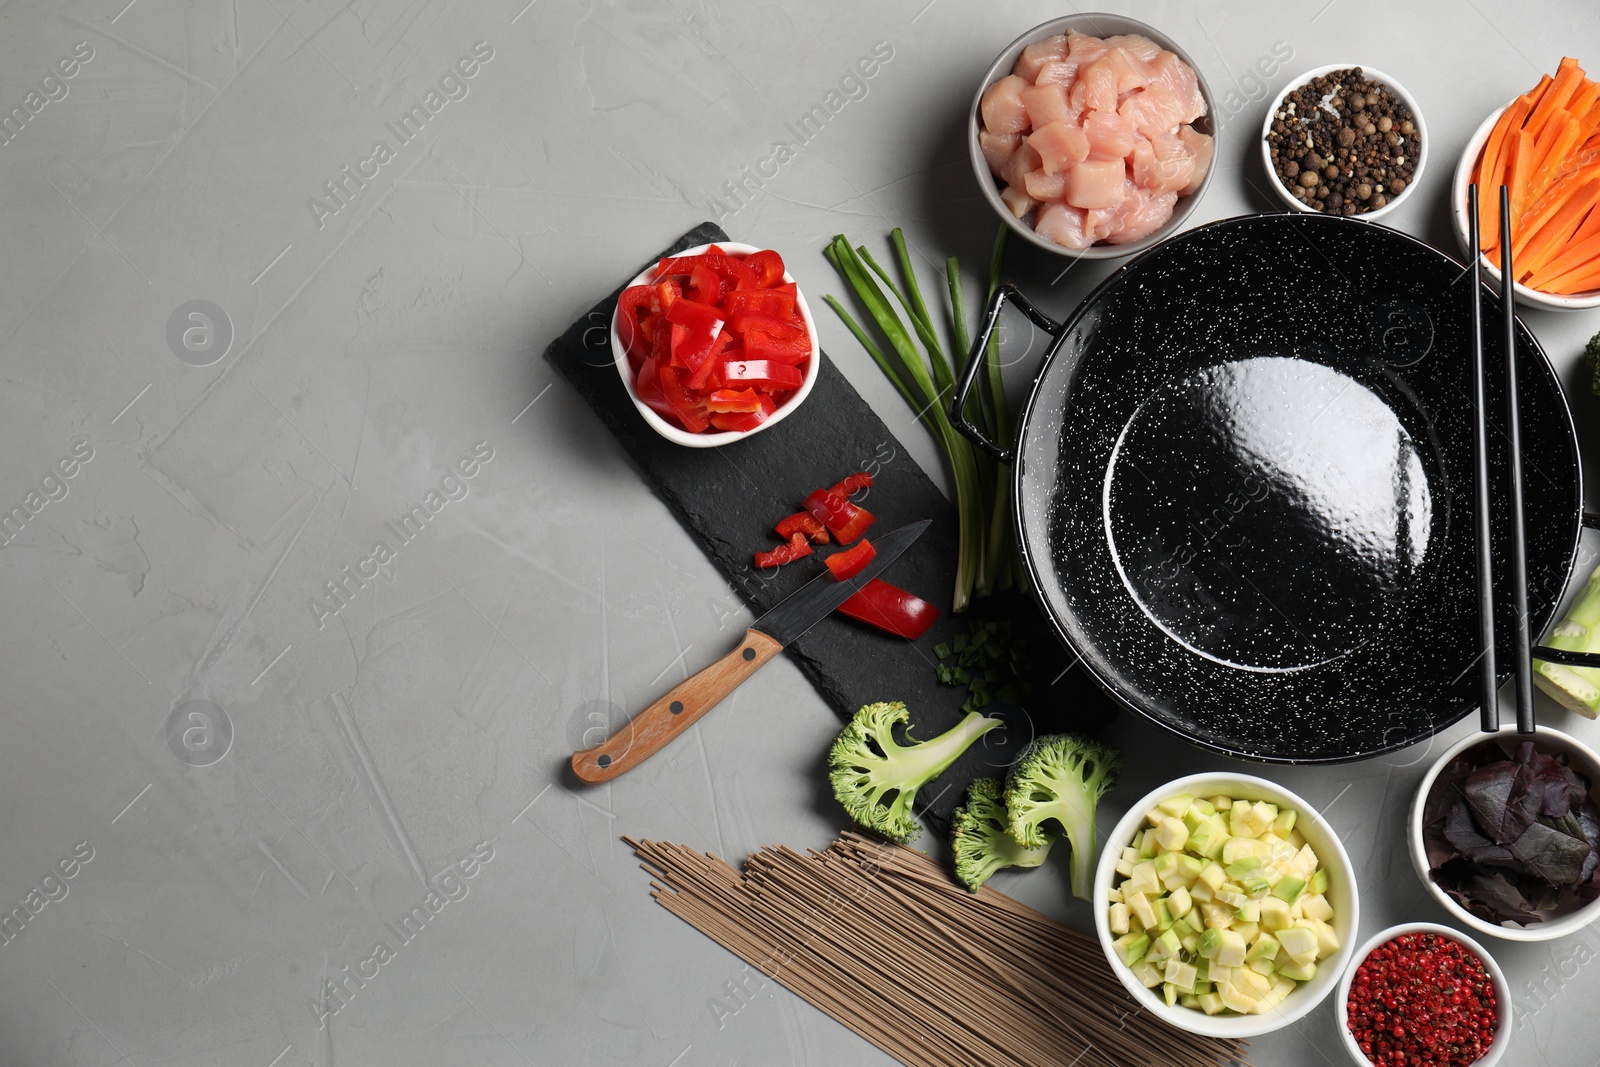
570,629,783,784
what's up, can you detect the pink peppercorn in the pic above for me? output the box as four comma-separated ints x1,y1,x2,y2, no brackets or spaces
1345,932,1498,1066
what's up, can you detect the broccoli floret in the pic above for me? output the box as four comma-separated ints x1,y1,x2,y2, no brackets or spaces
828,701,1001,844
950,778,1056,892
1004,733,1122,900
1588,330,1600,396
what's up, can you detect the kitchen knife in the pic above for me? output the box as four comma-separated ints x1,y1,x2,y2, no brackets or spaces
570,519,931,784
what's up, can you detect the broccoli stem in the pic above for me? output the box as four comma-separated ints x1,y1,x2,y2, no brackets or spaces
900,710,1002,784
1533,562,1600,717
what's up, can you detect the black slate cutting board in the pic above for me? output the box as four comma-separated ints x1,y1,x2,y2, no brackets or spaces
544,221,1117,825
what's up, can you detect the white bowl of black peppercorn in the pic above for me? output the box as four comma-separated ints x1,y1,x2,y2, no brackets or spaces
1261,64,1427,221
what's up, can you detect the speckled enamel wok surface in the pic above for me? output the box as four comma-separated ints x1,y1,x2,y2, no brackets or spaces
959,213,1582,761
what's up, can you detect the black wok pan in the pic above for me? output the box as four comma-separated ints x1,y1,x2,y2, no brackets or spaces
952,213,1582,762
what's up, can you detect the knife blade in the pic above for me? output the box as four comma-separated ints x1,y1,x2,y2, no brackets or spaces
570,519,930,784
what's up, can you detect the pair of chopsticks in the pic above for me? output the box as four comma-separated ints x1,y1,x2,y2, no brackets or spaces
1467,184,1535,735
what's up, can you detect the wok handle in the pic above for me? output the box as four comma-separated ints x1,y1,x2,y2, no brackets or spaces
949,284,1062,465
1530,511,1600,669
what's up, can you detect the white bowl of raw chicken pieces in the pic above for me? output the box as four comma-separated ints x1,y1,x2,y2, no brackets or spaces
971,14,1217,257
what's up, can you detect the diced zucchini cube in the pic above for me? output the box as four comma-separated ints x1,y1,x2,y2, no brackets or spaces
1249,956,1277,977
1109,902,1130,935
1287,828,1306,849
1314,919,1341,959
1241,801,1277,837
1188,816,1229,860
1115,857,1135,877
1145,806,1167,828
1309,868,1329,896
1152,816,1189,852
1112,930,1150,967
1232,920,1259,945
1216,929,1247,967
1276,956,1317,982
1132,961,1164,988
1224,857,1262,879
1157,793,1193,819
1231,967,1271,1000
1234,899,1261,923
1120,846,1140,865
1128,892,1157,930
1240,874,1272,898
1301,893,1334,923
1271,876,1307,905
1176,855,1206,885
1276,925,1317,960
1198,862,1228,891
1107,886,1123,904
1136,829,1158,859
1180,992,1202,1010
1155,898,1175,931
1168,886,1193,920
1222,837,1267,865
1228,802,1255,838
1163,981,1179,1006
1197,927,1224,959
1247,934,1281,962
1198,991,1226,1015
1217,887,1249,910
1164,958,1198,993
1191,797,1217,817
1271,808,1298,836
1199,901,1235,930
1128,860,1161,896
1210,795,1232,811
1147,929,1182,962
1260,895,1292,932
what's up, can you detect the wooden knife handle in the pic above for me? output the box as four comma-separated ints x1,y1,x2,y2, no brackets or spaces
570,629,782,784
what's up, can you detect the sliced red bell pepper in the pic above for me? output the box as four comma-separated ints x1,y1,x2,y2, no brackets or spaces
654,280,679,315
724,360,803,391
830,471,873,497
617,285,656,359
774,512,828,543
753,531,812,569
725,289,796,318
743,326,812,367
744,249,785,287
658,253,759,290
657,365,709,433
837,579,941,640
707,394,776,432
825,538,877,581
804,488,875,544
635,355,675,421
688,262,724,305
665,297,725,374
685,329,733,391
727,311,804,339
704,388,763,414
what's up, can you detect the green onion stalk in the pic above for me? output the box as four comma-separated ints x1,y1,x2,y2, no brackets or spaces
822,226,1018,611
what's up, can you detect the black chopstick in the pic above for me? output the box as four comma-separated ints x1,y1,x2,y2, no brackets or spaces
1468,184,1499,733
1500,185,1537,735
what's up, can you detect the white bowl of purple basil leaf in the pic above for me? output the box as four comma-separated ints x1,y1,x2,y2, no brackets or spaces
1409,725,1600,942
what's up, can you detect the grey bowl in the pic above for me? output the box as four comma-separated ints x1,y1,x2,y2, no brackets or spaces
968,13,1217,259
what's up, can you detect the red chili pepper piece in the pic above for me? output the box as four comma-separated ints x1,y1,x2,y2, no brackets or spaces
753,531,812,569
836,579,940,640
774,512,829,544
829,471,873,497
824,538,877,581
724,359,803,391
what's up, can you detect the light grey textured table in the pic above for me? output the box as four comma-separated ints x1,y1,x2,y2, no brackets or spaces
3,1,1600,1064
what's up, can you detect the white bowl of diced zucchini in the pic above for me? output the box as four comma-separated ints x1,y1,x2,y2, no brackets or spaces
1093,773,1361,1038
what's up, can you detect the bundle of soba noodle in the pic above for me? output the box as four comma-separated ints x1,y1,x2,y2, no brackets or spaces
627,831,1252,1067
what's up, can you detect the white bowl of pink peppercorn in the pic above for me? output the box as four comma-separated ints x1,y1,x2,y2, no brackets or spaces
1335,922,1511,1067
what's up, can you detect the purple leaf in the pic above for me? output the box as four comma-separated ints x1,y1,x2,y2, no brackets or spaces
1508,822,1591,886
1464,761,1529,844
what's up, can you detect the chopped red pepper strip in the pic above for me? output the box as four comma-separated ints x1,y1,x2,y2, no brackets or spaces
753,531,812,569
744,249,785,287
685,330,733,391
704,387,763,413
830,471,873,497
774,512,828,544
707,394,776,432
805,488,875,544
825,538,877,581
725,289,796,317
688,262,724,305
837,579,941,640
657,365,709,433
724,359,803,391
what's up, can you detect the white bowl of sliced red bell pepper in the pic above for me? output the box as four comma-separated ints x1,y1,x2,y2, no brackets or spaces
611,242,820,446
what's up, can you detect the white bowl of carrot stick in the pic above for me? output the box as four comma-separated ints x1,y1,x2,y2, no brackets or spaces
1453,56,1600,311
